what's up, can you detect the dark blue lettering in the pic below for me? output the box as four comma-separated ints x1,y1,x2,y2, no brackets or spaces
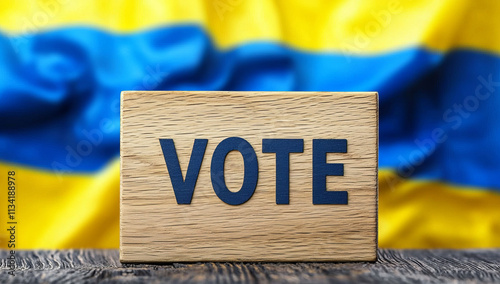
262,139,304,204
159,139,208,204
312,139,348,205
211,137,258,205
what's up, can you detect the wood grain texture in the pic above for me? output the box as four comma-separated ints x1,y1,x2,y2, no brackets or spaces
2,249,500,283
120,91,378,262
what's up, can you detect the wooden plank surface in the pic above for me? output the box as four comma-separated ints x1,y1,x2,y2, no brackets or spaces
121,91,378,262
2,249,500,283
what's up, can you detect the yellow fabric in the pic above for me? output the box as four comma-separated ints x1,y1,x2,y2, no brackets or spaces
0,0,499,54
379,170,500,248
2,160,500,249
0,160,119,249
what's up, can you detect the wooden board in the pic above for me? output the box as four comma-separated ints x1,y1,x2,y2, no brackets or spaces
4,249,500,283
120,91,378,262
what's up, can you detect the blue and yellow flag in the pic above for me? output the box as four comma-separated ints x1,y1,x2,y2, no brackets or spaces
1,0,500,249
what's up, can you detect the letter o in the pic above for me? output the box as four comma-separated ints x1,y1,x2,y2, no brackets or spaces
211,137,258,205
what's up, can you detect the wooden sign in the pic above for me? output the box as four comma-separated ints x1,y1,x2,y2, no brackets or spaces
120,91,378,262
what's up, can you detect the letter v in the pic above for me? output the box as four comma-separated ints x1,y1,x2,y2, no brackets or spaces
159,139,208,204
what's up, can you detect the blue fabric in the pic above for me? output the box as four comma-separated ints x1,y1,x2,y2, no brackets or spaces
0,25,499,190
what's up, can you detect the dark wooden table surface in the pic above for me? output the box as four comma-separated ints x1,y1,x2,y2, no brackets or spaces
1,249,500,283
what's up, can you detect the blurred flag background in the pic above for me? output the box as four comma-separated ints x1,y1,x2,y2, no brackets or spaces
1,0,500,249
